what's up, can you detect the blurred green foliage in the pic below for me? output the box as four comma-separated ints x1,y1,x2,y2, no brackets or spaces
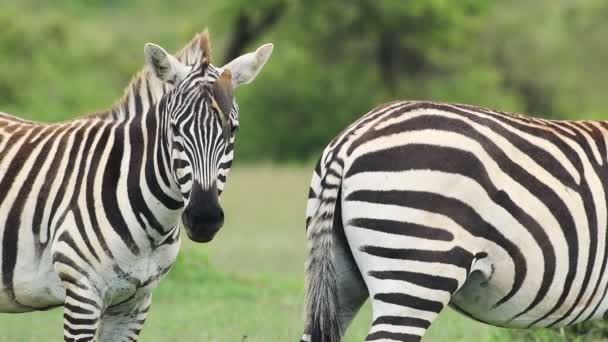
1,0,607,161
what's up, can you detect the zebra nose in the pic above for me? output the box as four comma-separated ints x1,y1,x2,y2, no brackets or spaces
181,181,224,242
181,205,224,242
182,205,224,227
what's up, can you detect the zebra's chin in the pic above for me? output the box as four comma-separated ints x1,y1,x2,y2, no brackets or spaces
183,223,222,243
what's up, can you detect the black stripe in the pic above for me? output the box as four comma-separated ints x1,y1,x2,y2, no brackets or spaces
64,302,95,315
75,209,103,262
102,124,140,254
63,325,97,338
361,245,473,271
375,292,444,313
218,159,232,171
350,218,453,241
65,289,100,309
366,331,420,341
308,186,317,200
63,314,98,326
369,270,459,294
372,315,430,329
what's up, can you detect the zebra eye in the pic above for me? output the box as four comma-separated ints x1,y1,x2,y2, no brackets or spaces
231,125,239,135
170,124,180,136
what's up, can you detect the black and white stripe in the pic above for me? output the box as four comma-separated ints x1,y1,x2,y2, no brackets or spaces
0,31,272,341
302,100,608,341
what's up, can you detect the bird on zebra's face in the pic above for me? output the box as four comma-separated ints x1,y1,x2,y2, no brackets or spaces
144,36,273,243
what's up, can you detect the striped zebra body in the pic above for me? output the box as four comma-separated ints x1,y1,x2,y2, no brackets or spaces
0,32,273,341
302,101,608,341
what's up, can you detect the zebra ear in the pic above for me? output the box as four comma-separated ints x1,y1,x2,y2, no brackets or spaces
213,70,234,116
222,43,273,88
144,43,189,84
213,69,235,142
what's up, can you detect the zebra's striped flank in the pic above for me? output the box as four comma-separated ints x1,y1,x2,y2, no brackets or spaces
302,100,608,341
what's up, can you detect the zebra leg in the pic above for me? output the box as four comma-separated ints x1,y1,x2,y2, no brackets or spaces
52,230,105,341
345,222,470,342
61,281,104,342
97,293,152,342
354,252,465,341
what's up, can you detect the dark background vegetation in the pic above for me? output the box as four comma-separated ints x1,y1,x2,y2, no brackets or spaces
2,0,608,162
1,0,608,340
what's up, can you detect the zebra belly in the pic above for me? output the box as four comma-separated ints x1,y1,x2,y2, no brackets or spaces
449,266,537,328
449,251,600,329
0,207,64,313
0,249,64,312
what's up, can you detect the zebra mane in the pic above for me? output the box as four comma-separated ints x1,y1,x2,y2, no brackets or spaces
106,30,211,120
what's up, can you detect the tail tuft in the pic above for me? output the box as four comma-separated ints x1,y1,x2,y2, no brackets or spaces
305,194,341,342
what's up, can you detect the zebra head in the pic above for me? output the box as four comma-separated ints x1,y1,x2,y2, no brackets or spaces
144,35,273,242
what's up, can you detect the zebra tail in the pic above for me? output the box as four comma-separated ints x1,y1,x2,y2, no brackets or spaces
305,162,342,342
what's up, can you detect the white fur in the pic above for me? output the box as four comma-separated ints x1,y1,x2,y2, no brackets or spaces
222,43,274,87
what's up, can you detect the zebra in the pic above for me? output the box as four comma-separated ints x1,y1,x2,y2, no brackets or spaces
301,100,608,341
0,31,272,341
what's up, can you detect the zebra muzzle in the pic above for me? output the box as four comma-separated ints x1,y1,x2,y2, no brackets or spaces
181,206,224,243
181,183,225,243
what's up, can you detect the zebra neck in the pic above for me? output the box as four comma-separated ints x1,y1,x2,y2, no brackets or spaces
111,97,183,245
106,75,170,122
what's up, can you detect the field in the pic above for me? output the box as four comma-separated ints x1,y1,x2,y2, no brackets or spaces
1,165,519,341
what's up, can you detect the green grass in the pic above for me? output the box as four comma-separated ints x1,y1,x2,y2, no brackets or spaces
0,164,519,341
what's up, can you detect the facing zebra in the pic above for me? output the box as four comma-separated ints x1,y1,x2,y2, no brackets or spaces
302,101,608,341
0,31,272,341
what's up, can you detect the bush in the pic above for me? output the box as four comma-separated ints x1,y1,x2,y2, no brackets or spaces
2,0,608,162
497,320,608,342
